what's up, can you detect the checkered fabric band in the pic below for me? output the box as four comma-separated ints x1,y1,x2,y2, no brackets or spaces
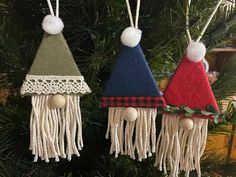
101,96,166,108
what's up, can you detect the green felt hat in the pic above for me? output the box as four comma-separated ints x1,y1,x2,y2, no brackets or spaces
21,33,91,95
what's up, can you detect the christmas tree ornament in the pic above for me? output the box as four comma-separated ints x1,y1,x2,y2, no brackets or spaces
21,0,91,162
155,1,223,176
101,0,166,161
155,41,220,177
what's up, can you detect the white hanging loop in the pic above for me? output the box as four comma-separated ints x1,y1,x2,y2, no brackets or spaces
185,0,223,62
46,0,60,17
125,0,135,28
121,0,142,47
56,0,59,17
186,0,223,42
135,0,141,29
186,0,192,43
125,0,141,29
196,0,223,42
42,0,64,35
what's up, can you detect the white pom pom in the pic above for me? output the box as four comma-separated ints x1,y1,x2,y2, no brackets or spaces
186,41,206,62
179,118,194,131
42,15,64,35
51,94,66,108
120,27,142,47
123,107,138,122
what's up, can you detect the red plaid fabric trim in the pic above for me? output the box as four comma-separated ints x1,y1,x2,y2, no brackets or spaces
101,96,166,108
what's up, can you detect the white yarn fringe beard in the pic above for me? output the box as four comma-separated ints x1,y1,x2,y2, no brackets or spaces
105,107,157,161
155,114,208,177
29,95,83,162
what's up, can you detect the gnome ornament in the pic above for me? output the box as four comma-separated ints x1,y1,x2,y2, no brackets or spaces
21,0,91,162
155,41,220,177
101,0,166,161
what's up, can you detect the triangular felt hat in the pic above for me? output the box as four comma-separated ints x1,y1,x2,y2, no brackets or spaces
21,33,91,95
164,56,219,113
101,44,166,108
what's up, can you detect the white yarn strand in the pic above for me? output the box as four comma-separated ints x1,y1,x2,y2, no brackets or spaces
76,96,83,151
125,0,141,29
146,109,152,156
185,0,222,42
196,0,223,42
59,107,66,158
46,0,55,16
125,0,135,28
186,0,192,42
56,0,59,17
151,109,157,153
135,0,141,28
106,107,157,160
29,95,83,162
155,115,209,177
46,0,60,17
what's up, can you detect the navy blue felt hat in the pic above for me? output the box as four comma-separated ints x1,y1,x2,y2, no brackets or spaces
101,44,166,108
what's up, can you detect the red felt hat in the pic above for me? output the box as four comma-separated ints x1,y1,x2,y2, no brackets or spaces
164,42,219,114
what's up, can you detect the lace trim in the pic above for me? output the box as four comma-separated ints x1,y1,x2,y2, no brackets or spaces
21,75,91,95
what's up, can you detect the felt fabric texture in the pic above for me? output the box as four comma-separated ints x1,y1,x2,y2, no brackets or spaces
28,33,81,76
101,96,166,108
102,44,163,97
21,30,91,162
164,56,219,113
21,32,91,95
